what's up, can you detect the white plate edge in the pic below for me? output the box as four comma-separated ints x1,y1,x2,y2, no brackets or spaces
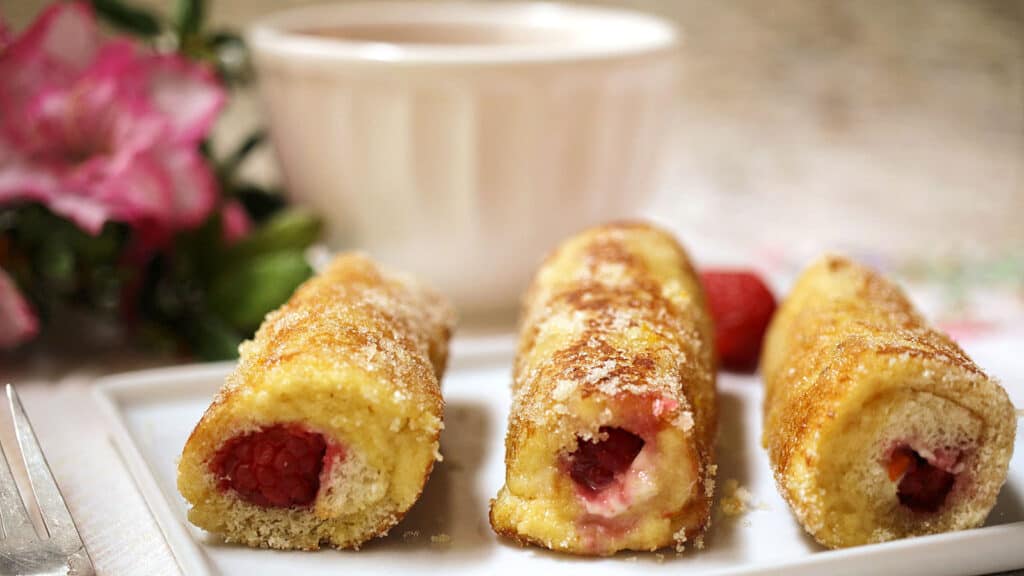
93,379,214,576
84,338,522,576
90,356,1024,575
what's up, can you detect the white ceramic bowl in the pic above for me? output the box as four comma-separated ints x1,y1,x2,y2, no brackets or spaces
248,2,678,314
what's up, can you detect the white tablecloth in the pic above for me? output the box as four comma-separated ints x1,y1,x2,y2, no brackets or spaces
7,355,181,576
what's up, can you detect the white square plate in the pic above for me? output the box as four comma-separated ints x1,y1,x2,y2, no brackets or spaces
93,334,1024,576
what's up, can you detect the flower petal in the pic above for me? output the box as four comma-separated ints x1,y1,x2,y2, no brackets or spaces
0,2,101,141
221,200,253,244
47,193,116,234
0,2,99,100
0,140,112,234
91,150,175,225
79,46,225,144
159,146,219,228
88,145,217,234
0,2,221,241
5,1,99,72
143,55,226,143
0,18,12,49
0,267,39,349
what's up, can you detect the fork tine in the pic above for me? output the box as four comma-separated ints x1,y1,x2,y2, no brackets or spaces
0,416,35,541
7,385,84,554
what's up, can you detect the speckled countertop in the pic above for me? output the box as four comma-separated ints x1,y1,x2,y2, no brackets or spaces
11,0,1019,258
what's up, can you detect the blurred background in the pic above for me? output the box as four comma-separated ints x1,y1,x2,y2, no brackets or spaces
9,0,1023,264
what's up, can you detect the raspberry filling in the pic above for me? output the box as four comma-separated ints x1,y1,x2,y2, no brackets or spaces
887,447,956,513
568,427,645,493
211,425,327,508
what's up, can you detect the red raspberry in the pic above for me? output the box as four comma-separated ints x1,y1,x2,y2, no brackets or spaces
890,447,956,513
699,270,777,372
568,427,645,492
211,425,327,508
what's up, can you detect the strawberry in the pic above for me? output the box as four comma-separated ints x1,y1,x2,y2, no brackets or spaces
699,270,777,372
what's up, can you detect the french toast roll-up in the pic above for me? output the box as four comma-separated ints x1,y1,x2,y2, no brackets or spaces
178,253,454,550
489,222,717,556
761,255,1016,549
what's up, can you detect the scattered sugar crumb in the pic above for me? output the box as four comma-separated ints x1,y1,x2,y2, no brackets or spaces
552,379,575,401
430,533,451,545
655,553,666,564
704,464,717,498
402,530,419,542
694,535,705,550
672,527,688,553
675,410,695,432
720,478,766,517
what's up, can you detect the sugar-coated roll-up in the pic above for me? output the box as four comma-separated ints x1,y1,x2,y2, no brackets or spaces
178,253,454,550
762,255,1017,549
489,222,717,555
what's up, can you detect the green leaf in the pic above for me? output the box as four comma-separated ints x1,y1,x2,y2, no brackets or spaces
184,314,241,360
209,250,312,331
72,222,127,264
173,0,207,39
90,0,163,38
36,237,75,288
87,266,125,311
12,204,59,245
206,29,252,86
173,213,227,284
137,322,181,356
199,139,213,161
235,186,286,223
229,210,322,261
231,131,266,165
137,254,169,323
219,131,266,184
207,30,243,50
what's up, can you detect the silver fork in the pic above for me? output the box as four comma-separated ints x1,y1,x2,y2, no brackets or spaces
0,385,94,576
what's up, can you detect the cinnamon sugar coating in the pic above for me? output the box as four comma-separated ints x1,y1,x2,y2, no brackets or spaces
218,252,453,418
490,221,717,555
178,253,454,550
512,221,715,457
761,255,1016,548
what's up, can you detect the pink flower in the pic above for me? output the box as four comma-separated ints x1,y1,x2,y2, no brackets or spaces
0,267,38,349
0,2,226,239
221,199,253,244
0,19,11,48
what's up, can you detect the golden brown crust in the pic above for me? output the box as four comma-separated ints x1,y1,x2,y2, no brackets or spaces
491,221,717,554
242,253,449,409
189,254,452,446
761,256,986,475
179,253,454,550
511,221,716,453
761,254,1016,547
